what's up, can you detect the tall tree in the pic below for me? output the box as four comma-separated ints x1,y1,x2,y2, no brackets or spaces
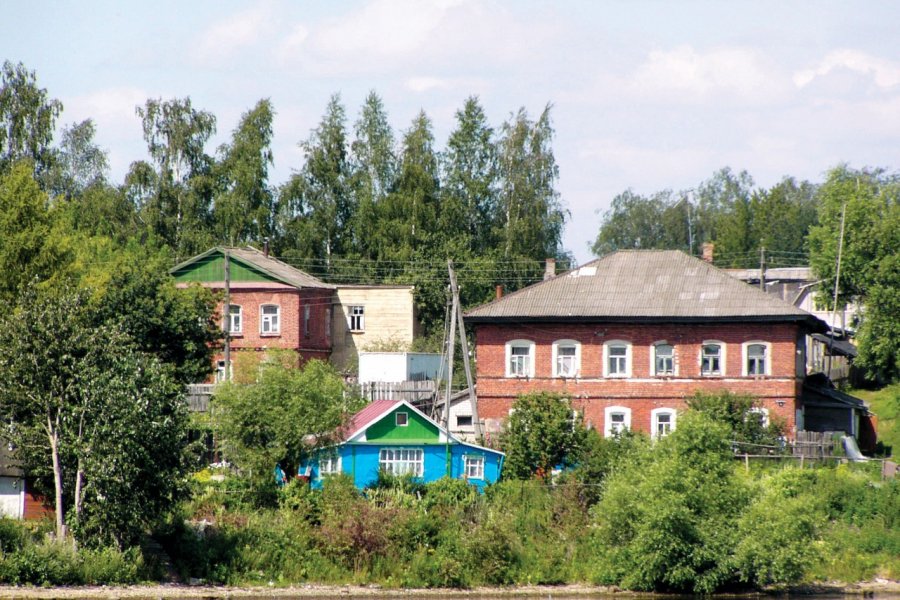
132,97,217,256
696,167,754,261
213,99,275,245
440,96,498,254
497,105,566,260
0,286,190,545
44,119,109,200
279,95,351,265
0,61,62,178
0,161,65,303
808,165,900,381
349,91,396,259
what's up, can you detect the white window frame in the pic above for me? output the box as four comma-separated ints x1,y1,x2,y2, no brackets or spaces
463,455,485,479
260,304,280,335
700,341,726,376
651,408,677,438
348,305,365,332
379,448,424,477
604,405,632,438
505,340,535,378
748,407,770,428
319,454,341,476
215,359,232,383
603,340,632,378
227,304,242,335
552,339,581,378
653,341,676,376
396,412,409,426
742,341,771,376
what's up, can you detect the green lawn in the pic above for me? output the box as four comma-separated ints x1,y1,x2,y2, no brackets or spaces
852,383,900,457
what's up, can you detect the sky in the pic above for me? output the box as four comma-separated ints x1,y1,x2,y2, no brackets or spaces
4,0,900,263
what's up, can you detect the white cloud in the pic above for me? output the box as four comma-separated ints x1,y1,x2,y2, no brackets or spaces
794,49,900,89
64,86,149,135
274,0,556,77
405,77,452,93
195,3,274,65
631,45,778,101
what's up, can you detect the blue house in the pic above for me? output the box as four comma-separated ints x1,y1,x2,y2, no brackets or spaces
303,400,504,490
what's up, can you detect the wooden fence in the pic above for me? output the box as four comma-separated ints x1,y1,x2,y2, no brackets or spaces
355,380,437,403
792,430,842,458
185,384,215,412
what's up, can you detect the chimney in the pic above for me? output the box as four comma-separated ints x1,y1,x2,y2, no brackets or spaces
544,258,556,280
263,238,270,257
495,285,504,300
701,242,714,263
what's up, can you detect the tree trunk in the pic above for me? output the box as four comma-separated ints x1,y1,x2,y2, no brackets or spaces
47,415,66,540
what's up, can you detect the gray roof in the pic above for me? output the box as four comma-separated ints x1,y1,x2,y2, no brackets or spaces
465,250,824,326
0,444,23,478
225,247,334,290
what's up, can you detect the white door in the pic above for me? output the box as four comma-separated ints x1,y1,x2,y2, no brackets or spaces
0,477,24,518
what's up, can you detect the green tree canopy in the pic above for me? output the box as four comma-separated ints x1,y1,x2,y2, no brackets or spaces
500,392,585,479
0,60,62,178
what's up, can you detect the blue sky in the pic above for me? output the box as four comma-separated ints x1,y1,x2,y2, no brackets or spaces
5,1,899,262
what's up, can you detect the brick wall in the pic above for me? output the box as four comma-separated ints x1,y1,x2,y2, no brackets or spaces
475,321,803,435
215,286,333,367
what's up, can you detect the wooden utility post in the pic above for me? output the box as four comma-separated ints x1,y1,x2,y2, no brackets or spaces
759,245,766,291
443,265,457,431
223,250,231,382
449,260,482,439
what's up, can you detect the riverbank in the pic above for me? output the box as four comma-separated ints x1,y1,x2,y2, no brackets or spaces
1,581,900,599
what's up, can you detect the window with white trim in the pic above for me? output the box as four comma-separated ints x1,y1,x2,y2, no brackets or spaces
260,304,280,335
227,305,242,334
215,359,232,383
395,412,408,426
604,406,632,437
348,305,365,332
748,407,770,427
604,341,631,377
654,342,675,376
743,342,769,376
379,448,424,476
701,342,724,376
319,454,341,476
464,455,485,479
552,339,580,378
506,340,535,378
651,408,677,438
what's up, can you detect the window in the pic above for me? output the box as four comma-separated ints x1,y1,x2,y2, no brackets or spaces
654,343,675,376
215,360,232,383
319,454,340,476
456,415,473,428
604,406,632,438
303,305,311,338
651,408,677,438
260,305,280,335
552,340,580,378
396,412,408,426
379,448,423,476
604,341,631,377
744,342,769,376
701,342,724,376
748,407,770,427
506,340,534,377
464,455,485,479
227,305,242,334
348,305,365,332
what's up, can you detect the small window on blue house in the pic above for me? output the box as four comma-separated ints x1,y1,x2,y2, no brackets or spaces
379,448,423,476
319,455,340,476
396,412,408,426
464,455,484,479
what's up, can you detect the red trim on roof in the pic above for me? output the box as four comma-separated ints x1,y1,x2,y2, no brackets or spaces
344,400,400,440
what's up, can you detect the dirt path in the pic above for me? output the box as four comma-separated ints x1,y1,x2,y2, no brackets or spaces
0,581,898,599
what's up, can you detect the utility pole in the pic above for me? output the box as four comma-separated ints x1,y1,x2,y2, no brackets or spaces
443,264,457,431
449,260,482,439
223,250,231,382
827,202,848,376
759,245,766,291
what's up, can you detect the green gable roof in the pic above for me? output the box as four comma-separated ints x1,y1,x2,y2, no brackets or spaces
365,405,440,443
170,247,333,289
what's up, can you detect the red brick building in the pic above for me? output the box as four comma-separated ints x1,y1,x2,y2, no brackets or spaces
171,247,335,378
465,250,828,438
